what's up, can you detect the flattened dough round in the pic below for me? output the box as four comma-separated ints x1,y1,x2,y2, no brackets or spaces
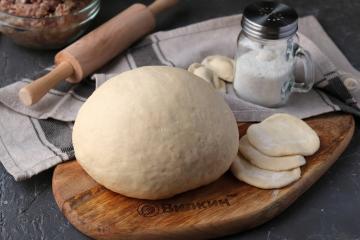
247,114,320,157
231,155,301,189
73,66,239,200
239,135,306,171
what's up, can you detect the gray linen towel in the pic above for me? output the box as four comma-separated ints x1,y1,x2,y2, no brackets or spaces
0,15,359,180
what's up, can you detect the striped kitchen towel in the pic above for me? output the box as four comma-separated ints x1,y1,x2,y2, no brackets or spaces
0,15,359,180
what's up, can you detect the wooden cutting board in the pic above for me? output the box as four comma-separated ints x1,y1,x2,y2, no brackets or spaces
52,113,354,240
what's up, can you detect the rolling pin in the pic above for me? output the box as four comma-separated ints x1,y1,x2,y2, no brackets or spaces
19,0,178,106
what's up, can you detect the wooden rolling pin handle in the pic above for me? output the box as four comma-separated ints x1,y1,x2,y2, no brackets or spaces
19,62,74,106
148,0,178,15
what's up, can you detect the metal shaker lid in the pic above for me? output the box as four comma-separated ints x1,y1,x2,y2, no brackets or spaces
241,1,298,40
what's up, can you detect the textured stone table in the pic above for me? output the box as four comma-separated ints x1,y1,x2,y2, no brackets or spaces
0,1,359,239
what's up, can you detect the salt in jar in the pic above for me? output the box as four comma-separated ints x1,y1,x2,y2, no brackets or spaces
234,1,314,107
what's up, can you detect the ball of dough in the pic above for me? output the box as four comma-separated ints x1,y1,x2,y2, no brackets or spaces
73,66,239,200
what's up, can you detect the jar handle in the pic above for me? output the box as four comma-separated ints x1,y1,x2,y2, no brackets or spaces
292,46,315,93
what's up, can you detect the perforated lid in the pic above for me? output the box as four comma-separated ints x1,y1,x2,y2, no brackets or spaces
241,1,298,40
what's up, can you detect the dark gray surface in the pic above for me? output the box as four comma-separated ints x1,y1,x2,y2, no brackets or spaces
0,1,359,239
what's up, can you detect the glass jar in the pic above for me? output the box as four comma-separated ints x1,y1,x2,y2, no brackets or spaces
234,1,314,107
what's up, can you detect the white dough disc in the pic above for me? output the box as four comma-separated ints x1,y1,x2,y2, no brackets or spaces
73,66,239,200
247,114,320,157
239,135,306,171
231,155,301,189
201,55,235,82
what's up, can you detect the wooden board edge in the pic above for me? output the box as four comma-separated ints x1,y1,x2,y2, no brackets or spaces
52,166,65,210
52,115,356,240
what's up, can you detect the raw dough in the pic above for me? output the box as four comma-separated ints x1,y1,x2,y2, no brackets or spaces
188,63,226,93
344,77,359,91
73,66,239,200
247,114,320,157
212,76,227,93
231,155,301,189
188,63,217,85
201,55,235,82
239,135,306,171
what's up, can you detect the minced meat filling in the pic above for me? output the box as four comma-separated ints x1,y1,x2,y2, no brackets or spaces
0,0,91,18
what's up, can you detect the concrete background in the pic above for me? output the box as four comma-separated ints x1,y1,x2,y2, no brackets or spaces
0,1,359,239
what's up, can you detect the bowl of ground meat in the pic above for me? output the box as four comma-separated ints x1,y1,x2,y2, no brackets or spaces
0,0,100,49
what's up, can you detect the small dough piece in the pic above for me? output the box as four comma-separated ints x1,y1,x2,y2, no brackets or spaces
344,77,359,91
188,63,218,85
201,55,235,82
231,155,301,189
247,114,320,157
213,77,227,93
188,63,226,93
239,135,306,171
